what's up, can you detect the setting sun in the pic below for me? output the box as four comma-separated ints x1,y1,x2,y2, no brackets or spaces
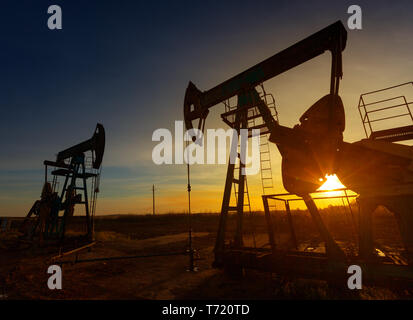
318,174,346,191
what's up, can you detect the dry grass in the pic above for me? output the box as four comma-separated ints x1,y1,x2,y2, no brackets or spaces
0,208,411,300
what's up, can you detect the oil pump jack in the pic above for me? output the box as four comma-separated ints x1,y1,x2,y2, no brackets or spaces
21,124,105,242
184,21,413,286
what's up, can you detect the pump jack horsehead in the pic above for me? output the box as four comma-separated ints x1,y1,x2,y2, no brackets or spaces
21,124,105,243
184,20,413,286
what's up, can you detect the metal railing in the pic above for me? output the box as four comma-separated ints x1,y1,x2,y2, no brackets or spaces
358,82,413,141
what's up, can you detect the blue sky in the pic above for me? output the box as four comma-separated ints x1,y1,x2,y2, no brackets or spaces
1,0,413,215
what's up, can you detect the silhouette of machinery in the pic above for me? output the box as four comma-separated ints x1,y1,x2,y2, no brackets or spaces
21,124,105,242
183,21,413,286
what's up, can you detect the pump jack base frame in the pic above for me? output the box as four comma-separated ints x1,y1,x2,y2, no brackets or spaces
218,247,413,288
214,190,413,289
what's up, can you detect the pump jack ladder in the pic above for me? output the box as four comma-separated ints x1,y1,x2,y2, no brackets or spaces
184,20,413,286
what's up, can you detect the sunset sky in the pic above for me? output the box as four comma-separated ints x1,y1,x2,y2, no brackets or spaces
1,0,413,216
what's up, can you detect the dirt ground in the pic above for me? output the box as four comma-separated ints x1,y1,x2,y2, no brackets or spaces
0,213,412,300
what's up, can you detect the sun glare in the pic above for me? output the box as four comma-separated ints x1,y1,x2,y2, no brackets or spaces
318,174,346,192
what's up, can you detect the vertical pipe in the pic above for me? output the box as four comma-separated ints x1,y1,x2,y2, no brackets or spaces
302,194,344,259
329,50,337,95
152,185,155,215
187,163,194,272
214,112,241,264
81,161,91,240
358,196,375,261
285,201,298,250
235,109,247,248
263,196,276,255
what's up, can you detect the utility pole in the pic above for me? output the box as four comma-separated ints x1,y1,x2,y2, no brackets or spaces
187,163,195,272
152,184,155,215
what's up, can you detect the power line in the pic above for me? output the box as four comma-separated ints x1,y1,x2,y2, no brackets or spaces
152,184,155,215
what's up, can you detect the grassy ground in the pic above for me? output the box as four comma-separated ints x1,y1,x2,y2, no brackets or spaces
0,210,411,300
